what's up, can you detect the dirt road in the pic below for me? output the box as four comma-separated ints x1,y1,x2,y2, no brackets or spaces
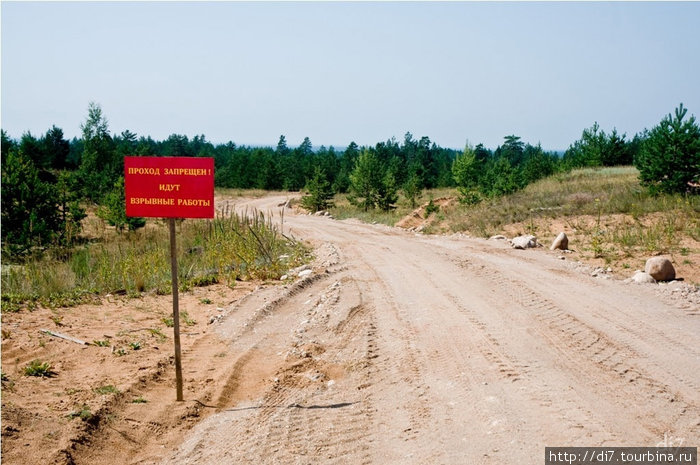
162,195,698,464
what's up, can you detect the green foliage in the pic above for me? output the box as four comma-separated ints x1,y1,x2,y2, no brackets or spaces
24,359,54,377
564,122,635,168
97,177,146,232
424,198,440,217
452,144,482,204
78,102,118,201
301,166,335,212
402,169,423,209
2,210,307,308
348,149,399,212
1,149,79,259
635,103,700,195
376,170,399,211
67,405,92,421
348,149,382,211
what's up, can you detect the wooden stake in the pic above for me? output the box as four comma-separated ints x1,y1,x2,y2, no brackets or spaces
169,218,184,401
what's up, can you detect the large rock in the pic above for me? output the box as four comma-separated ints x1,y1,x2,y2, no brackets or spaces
550,232,569,251
644,257,676,281
511,235,538,249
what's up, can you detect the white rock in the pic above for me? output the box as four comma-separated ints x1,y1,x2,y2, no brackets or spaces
631,271,657,284
298,269,313,278
644,257,676,282
511,235,538,249
489,235,508,241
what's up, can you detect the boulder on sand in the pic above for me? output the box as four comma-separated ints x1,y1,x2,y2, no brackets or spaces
644,257,676,282
511,235,538,249
550,232,569,251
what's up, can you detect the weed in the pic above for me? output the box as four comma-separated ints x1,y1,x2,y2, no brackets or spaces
114,348,127,357
162,317,174,328
92,339,110,347
50,314,64,326
129,341,141,350
2,328,12,339
24,359,54,377
181,311,196,326
67,404,92,421
132,397,148,404
147,328,167,342
200,298,212,305
94,384,120,395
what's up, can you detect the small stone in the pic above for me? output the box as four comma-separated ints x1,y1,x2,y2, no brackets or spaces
489,235,508,241
631,271,657,284
298,269,313,278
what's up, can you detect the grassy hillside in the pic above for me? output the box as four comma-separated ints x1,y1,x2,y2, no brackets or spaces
332,166,699,284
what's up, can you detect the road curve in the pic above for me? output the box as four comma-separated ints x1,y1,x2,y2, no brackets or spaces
163,195,699,465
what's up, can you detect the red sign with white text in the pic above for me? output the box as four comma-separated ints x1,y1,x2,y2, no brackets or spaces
124,156,214,218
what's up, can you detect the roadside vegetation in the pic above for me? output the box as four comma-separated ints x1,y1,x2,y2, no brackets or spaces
1,211,308,312
2,102,698,308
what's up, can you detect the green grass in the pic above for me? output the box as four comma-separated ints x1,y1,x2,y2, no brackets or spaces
434,167,699,238
1,208,308,311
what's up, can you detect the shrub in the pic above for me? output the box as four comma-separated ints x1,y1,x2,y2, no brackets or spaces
24,359,54,377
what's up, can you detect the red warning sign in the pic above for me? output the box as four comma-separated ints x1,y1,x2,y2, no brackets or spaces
124,156,214,218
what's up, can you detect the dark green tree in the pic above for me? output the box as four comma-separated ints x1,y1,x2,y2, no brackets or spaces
376,169,399,211
1,130,17,158
348,149,382,211
1,149,63,257
301,166,335,212
97,177,146,232
402,168,422,209
635,103,700,194
78,102,116,201
42,125,70,170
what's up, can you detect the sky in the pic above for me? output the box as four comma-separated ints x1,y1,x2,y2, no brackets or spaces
2,1,699,151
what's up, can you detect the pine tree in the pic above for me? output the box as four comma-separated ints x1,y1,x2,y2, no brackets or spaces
452,144,482,204
348,149,382,211
635,103,700,194
301,167,334,213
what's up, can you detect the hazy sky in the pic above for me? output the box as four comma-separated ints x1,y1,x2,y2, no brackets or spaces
2,1,699,151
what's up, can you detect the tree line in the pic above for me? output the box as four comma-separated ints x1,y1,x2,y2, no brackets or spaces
2,102,698,260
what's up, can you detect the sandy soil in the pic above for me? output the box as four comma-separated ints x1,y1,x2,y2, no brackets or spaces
2,194,698,464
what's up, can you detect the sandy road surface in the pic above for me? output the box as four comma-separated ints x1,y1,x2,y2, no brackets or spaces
163,195,699,464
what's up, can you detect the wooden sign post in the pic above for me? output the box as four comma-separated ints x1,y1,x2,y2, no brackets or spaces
124,156,214,401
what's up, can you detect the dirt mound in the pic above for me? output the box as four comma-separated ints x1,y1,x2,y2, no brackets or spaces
395,197,456,231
